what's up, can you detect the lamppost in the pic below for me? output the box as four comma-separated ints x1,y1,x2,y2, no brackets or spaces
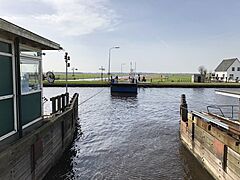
72,67,78,80
121,63,125,74
108,46,120,81
64,52,70,93
99,66,105,81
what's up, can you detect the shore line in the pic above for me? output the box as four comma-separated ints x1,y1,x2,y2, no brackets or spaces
43,83,240,88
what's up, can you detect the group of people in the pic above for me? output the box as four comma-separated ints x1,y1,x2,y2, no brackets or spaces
111,74,147,84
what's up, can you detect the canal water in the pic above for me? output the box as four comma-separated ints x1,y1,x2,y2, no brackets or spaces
43,87,238,180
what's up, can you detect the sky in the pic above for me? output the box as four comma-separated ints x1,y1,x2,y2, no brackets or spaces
1,0,240,73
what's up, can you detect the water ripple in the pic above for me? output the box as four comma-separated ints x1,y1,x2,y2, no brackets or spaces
43,87,240,180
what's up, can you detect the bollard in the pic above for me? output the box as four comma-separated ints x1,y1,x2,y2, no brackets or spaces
180,94,188,122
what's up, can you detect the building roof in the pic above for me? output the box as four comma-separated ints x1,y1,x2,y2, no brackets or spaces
215,58,239,72
0,18,62,50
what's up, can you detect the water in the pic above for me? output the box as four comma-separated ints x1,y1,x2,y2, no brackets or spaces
43,87,239,180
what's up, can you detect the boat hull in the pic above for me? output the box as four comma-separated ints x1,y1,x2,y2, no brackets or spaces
111,83,138,95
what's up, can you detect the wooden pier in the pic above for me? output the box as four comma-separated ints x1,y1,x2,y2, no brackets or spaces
0,93,79,180
180,94,240,180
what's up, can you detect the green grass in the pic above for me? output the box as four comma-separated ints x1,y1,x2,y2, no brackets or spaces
44,80,109,85
44,73,240,87
54,73,106,80
147,74,192,83
53,73,192,82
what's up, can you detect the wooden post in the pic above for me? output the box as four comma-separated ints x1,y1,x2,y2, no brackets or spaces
180,94,188,122
50,97,56,114
66,93,69,106
61,94,65,111
57,96,61,112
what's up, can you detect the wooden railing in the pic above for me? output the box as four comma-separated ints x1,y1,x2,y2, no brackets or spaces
50,93,70,114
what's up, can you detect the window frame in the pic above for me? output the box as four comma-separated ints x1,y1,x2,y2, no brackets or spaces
0,38,17,141
20,44,43,129
20,58,41,95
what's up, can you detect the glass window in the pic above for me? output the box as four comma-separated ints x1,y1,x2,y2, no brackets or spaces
238,67,240,71
232,67,235,71
20,60,40,94
0,55,13,96
0,41,12,54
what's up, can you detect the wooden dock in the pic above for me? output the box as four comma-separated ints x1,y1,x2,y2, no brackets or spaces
180,94,240,180
0,93,79,180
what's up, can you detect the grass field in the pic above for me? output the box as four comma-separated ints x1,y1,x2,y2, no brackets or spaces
146,73,191,83
42,72,240,88
52,73,192,82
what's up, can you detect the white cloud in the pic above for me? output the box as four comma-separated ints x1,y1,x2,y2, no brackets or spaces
0,0,119,37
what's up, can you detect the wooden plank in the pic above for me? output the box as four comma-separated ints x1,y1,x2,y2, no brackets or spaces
227,160,240,177
0,150,11,176
227,152,240,167
195,117,240,154
226,167,240,180
228,147,240,162
193,137,223,168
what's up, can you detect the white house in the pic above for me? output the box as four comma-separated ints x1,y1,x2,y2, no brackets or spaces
214,58,240,82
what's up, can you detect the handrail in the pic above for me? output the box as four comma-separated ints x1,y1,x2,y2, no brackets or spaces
207,105,239,119
50,93,69,114
192,111,229,130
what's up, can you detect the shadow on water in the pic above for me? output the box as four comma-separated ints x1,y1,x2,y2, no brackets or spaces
44,123,82,180
179,143,214,180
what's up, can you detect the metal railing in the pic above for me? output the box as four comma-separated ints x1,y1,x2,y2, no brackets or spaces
207,105,239,120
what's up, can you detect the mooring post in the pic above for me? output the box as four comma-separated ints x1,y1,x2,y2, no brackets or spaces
180,94,188,122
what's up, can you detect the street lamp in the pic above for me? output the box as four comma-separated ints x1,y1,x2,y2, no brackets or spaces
121,63,125,74
99,66,105,81
71,67,78,79
108,46,120,81
64,52,70,93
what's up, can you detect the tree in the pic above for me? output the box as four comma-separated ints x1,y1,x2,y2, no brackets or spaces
198,66,207,76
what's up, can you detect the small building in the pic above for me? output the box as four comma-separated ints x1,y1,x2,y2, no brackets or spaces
214,58,240,82
192,74,205,83
0,18,61,142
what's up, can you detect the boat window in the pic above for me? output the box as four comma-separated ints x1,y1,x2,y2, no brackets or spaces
0,41,12,54
20,59,41,94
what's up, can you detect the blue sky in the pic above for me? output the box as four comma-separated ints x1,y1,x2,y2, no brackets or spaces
1,0,240,73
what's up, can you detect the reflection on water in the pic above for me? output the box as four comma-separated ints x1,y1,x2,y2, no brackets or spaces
43,87,240,180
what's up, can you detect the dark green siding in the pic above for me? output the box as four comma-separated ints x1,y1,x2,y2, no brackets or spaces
0,41,12,54
0,55,13,96
0,98,14,137
21,92,42,126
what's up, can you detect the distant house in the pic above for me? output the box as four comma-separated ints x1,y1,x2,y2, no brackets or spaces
214,58,240,82
192,74,205,83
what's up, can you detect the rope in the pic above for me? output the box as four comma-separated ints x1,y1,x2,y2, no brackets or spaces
78,89,105,106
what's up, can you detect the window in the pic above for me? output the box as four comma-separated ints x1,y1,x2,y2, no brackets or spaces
232,67,235,71
0,41,12,54
0,40,15,138
230,74,234,77
20,60,40,94
238,67,240,71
